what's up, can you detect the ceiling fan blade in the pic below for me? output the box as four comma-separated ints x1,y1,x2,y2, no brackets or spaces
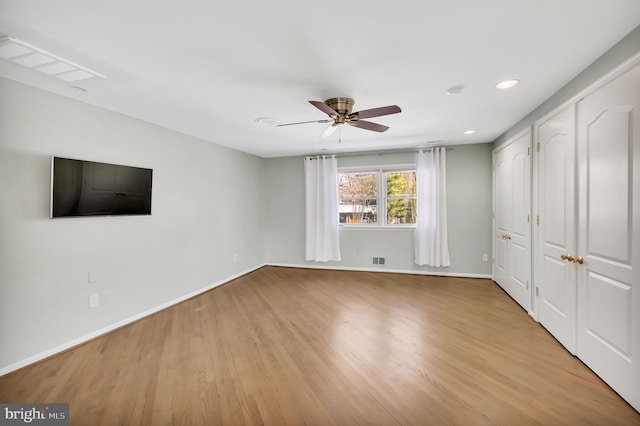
351,105,401,120
349,120,389,133
309,100,339,117
277,119,331,127
320,123,338,138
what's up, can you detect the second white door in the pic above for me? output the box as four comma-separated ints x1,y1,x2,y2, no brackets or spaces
494,130,531,312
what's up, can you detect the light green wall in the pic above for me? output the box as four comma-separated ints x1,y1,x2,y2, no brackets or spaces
264,143,493,276
494,24,640,148
0,78,266,372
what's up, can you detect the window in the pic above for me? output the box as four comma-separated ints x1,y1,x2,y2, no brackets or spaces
385,170,417,225
339,166,416,227
339,171,378,224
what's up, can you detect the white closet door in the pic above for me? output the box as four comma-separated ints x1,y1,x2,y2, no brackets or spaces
536,105,577,354
576,63,640,411
493,130,531,312
493,148,511,290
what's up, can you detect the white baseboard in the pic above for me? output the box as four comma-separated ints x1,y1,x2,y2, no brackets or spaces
0,263,267,377
266,262,492,279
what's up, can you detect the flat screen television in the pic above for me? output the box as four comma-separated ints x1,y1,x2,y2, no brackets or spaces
50,156,152,218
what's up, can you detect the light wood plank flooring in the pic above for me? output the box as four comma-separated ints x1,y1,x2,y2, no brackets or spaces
1,266,638,425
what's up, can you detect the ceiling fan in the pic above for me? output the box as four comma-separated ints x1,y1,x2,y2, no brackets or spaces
277,97,401,138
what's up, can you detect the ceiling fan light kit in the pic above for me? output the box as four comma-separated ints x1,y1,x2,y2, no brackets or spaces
278,97,402,138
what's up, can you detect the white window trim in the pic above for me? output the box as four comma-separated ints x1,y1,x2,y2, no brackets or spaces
339,164,416,230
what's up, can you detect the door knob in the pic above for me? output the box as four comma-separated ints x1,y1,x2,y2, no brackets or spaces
502,234,512,240
560,254,584,264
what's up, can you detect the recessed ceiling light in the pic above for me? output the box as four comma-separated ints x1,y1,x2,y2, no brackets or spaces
463,130,476,135
254,117,278,125
446,85,465,95
496,79,519,89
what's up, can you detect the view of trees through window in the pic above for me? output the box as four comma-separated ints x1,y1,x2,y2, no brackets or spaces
339,172,377,224
386,171,416,224
339,169,416,225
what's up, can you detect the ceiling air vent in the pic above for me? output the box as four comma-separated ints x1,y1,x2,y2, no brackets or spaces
0,35,105,82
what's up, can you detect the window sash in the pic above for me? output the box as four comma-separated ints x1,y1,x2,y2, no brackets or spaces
338,165,416,227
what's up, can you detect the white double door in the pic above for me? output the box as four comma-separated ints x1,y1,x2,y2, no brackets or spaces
493,130,531,312
536,63,640,411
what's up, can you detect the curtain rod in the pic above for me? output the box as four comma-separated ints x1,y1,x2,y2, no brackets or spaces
305,147,453,159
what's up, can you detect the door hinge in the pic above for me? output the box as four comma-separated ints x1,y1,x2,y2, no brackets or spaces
527,214,530,223
536,142,540,152
535,287,540,296
492,257,495,265
536,215,540,225
528,147,530,156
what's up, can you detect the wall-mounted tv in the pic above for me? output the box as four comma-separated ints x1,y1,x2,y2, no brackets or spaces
50,156,152,218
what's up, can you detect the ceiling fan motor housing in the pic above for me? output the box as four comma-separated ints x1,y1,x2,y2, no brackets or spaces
325,97,355,117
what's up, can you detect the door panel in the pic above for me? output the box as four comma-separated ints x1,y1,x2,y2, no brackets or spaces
542,136,569,245
511,153,528,237
493,154,511,287
585,272,632,357
509,141,531,310
495,238,508,273
511,241,528,289
586,108,632,263
543,256,569,316
536,104,576,354
577,64,640,411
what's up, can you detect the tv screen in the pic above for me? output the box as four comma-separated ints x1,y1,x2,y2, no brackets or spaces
50,157,152,218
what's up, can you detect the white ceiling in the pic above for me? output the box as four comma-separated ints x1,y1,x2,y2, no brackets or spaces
1,1,639,158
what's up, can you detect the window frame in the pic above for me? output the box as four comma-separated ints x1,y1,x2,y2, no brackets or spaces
338,164,416,229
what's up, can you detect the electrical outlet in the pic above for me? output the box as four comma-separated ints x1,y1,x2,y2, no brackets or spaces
379,257,385,265
482,254,488,262
89,294,99,308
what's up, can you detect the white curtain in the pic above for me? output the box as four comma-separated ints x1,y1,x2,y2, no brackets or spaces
414,147,451,267
304,155,342,262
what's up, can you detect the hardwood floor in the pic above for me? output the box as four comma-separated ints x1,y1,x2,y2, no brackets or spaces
1,266,638,425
